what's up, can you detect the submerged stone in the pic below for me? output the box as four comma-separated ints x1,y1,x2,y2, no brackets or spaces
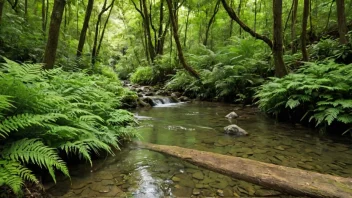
192,188,201,195
192,171,204,180
225,111,238,119
224,124,248,136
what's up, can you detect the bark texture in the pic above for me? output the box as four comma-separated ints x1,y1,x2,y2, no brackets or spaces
272,0,288,77
77,0,94,57
221,0,273,49
301,0,309,61
336,0,349,44
43,0,66,69
139,142,352,198
166,0,200,79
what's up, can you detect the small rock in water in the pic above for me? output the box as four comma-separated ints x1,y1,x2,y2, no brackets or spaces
178,96,190,102
192,171,204,180
225,111,238,119
192,188,201,195
172,176,181,182
217,189,224,197
224,124,248,136
274,146,285,151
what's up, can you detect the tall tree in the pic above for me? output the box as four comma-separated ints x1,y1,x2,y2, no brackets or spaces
272,0,288,77
203,0,220,46
141,0,156,62
77,0,94,57
43,0,66,69
92,0,114,65
336,0,349,44
166,0,200,79
301,0,309,61
96,0,115,57
291,0,298,54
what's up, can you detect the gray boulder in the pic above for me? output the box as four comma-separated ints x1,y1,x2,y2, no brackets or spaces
225,111,238,119
224,124,248,136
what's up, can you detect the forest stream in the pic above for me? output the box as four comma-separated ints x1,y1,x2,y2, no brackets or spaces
47,101,352,197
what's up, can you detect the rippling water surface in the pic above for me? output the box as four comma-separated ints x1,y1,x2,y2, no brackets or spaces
48,101,352,197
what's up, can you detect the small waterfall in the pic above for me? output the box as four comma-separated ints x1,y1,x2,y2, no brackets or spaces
149,96,179,107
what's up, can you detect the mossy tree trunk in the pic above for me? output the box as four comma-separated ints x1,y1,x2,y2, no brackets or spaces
43,0,66,70
273,0,288,77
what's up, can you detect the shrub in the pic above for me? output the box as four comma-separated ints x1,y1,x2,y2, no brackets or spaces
130,66,155,85
256,60,352,134
0,58,138,195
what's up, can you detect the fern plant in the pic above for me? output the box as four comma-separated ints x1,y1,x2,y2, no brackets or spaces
0,57,138,195
256,60,352,134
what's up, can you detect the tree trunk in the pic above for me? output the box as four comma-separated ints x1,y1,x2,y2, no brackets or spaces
42,0,66,70
203,0,220,46
221,0,273,49
0,0,4,24
139,142,352,198
254,0,257,32
336,0,349,44
291,0,298,54
273,0,288,77
77,0,94,57
92,0,113,65
301,0,309,61
96,0,115,57
183,7,190,47
166,0,200,79
141,0,156,62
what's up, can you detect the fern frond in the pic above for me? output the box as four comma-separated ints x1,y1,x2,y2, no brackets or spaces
0,160,38,195
1,139,69,183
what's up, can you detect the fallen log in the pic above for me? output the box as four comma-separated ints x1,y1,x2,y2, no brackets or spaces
137,142,352,198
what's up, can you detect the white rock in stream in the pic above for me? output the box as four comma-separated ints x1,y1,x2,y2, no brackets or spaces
225,111,238,119
224,124,248,136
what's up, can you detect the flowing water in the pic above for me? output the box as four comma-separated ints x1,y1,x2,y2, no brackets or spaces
48,101,352,197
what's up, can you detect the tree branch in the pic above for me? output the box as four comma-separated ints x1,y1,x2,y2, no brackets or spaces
221,0,273,49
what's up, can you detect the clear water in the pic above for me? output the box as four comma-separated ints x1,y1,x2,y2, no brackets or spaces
48,101,352,197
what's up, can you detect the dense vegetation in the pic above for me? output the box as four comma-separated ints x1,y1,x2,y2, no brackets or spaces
0,0,351,196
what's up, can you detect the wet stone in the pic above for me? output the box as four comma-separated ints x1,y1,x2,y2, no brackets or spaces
179,179,195,188
274,155,285,161
192,171,204,180
217,189,224,197
101,179,114,186
209,179,228,189
192,188,201,195
274,146,286,151
255,189,281,196
71,180,92,189
172,176,181,182
89,183,111,193
297,163,314,170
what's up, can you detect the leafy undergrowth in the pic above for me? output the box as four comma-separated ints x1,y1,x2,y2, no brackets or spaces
256,60,352,135
0,58,138,195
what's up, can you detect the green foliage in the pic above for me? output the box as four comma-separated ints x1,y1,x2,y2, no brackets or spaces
0,58,138,194
130,66,155,85
166,39,270,102
256,61,352,134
